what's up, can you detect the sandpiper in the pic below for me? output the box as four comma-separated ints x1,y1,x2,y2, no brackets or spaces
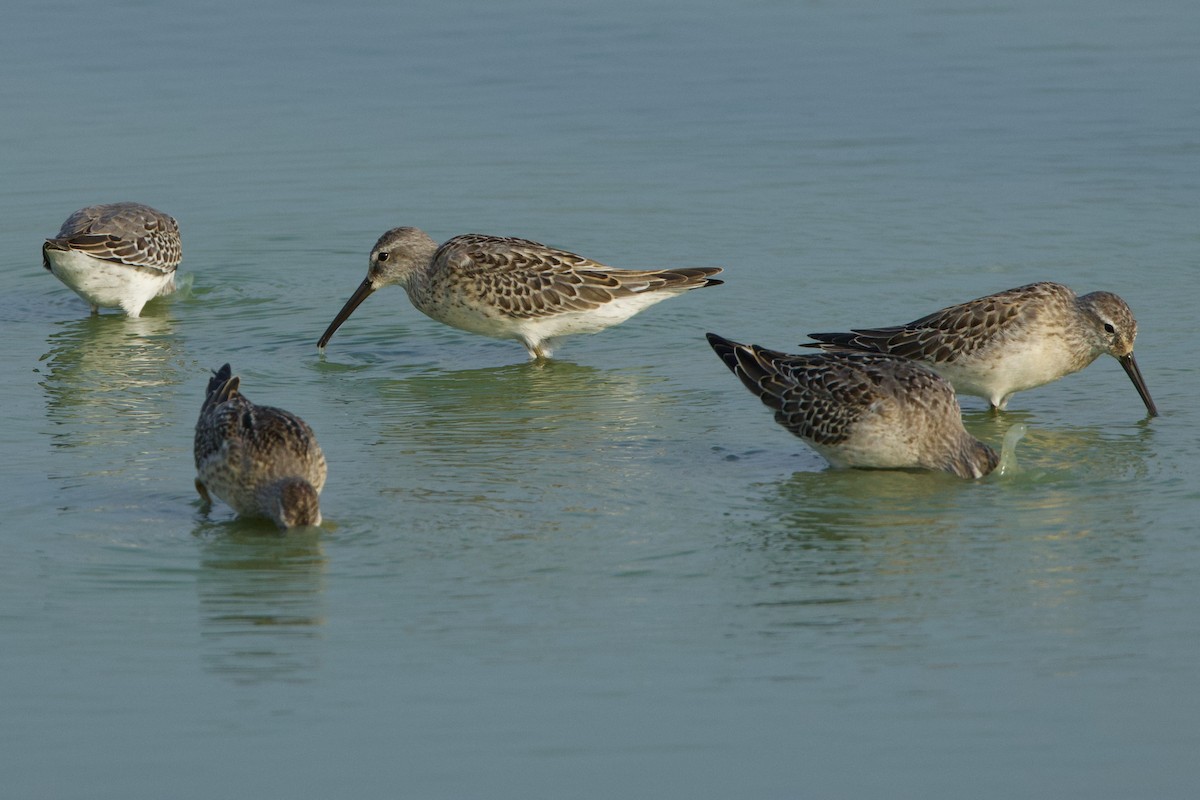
194,364,327,529
707,333,1000,479
805,281,1157,416
317,227,723,359
42,202,182,317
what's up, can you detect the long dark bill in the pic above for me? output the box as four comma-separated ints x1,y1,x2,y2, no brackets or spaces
1118,352,1158,417
317,278,376,349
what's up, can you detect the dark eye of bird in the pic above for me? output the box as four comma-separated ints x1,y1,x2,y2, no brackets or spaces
1103,322,1115,334
378,251,389,262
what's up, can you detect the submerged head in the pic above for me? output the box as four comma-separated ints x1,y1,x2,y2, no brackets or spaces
1079,291,1157,416
264,478,322,529
317,227,439,349
944,436,1001,480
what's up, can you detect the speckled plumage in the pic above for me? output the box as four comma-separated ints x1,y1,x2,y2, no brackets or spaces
805,281,1157,416
194,365,327,529
42,202,181,316
318,227,723,359
707,333,999,479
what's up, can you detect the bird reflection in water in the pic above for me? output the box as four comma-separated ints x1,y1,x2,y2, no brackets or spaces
39,313,182,446
194,523,326,685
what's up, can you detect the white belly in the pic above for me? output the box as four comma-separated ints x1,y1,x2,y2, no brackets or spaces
931,338,1091,407
46,249,175,317
417,288,680,356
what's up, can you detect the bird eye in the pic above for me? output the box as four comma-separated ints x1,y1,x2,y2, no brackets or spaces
1103,322,1115,334
378,251,390,262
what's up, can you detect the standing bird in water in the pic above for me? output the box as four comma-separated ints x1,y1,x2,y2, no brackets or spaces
194,365,327,529
317,227,723,360
42,202,181,317
804,282,1157,416
707,333,1000,479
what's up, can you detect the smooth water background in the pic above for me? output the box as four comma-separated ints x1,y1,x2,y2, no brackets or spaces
3,1,1199,797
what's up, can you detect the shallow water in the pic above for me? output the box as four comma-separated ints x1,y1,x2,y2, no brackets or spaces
3,1,1199,797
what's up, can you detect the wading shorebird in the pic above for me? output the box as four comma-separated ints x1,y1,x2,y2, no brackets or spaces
707,333,1000,479
194,364,327,529
804,282,1157,416
317,227,723,360
42,202,181,317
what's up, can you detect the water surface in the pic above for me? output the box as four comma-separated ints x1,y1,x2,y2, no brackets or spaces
2,1,1199,797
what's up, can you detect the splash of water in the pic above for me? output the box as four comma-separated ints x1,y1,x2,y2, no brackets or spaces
996,423,1028,476
174,272,195,298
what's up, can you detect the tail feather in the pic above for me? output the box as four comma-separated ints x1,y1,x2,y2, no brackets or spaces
41,240,61,271
656,267,723,290
678,267,724,287
706,332,781,399
804,331,869,350
706,331,747,376
202,364,240,413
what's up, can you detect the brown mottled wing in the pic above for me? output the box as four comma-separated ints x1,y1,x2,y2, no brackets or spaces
436,234,721,319
806,282,1069,364
243,405,325,470
196,388,325,488
708,333,919,446
46,203,181,273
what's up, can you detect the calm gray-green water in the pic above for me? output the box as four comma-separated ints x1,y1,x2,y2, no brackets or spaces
3,1,1198,797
